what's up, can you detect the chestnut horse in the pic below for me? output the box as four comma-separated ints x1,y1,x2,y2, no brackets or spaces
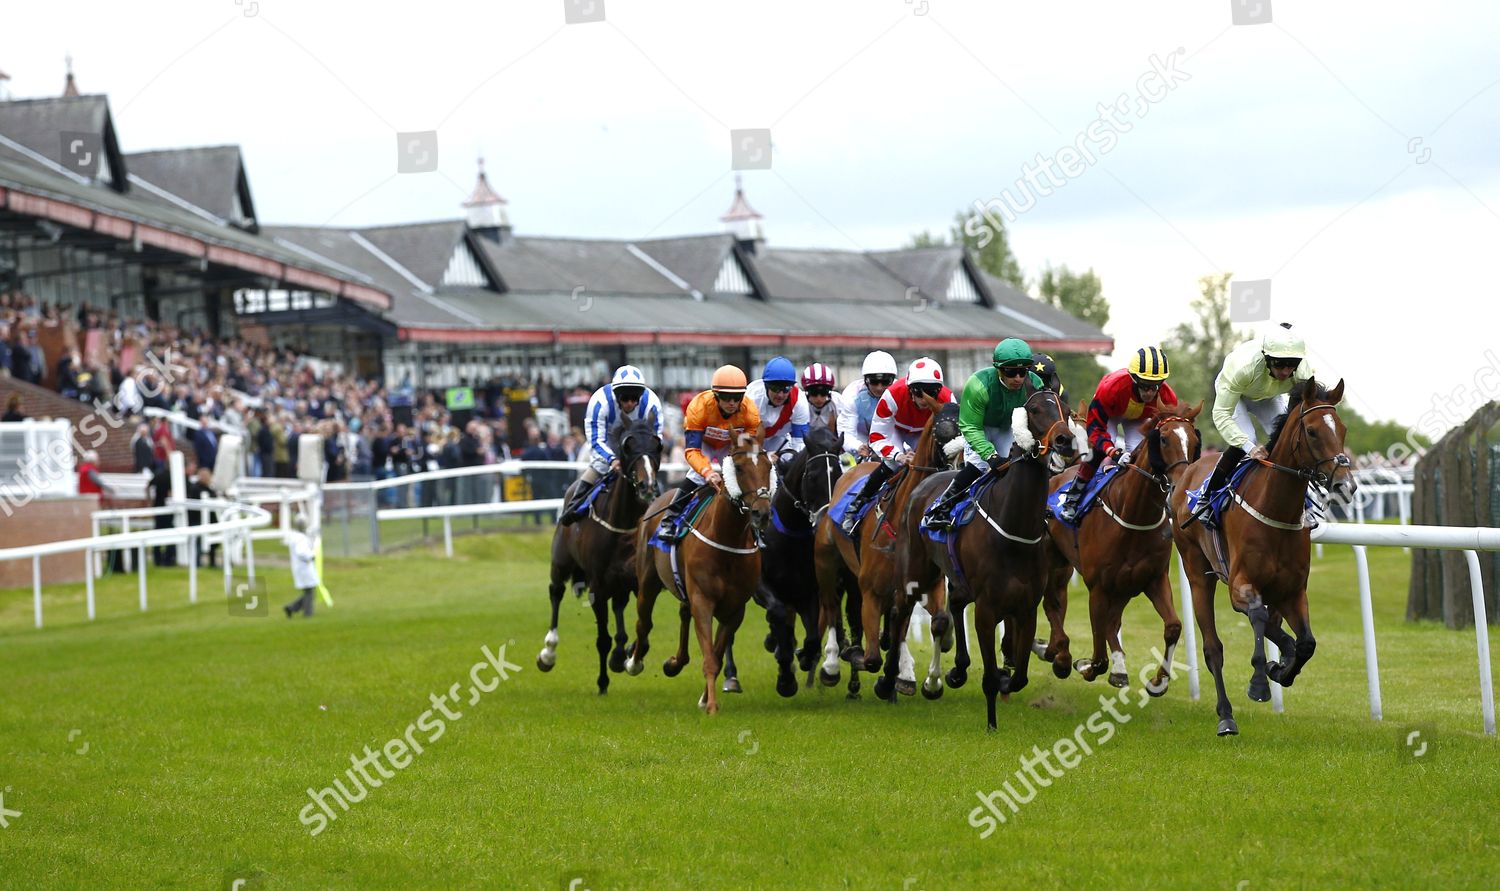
1039,405,1201,694
537,414,662,693
812,403,964,701
1168,379,1355,736
902,385,1077,729
627,435,776,714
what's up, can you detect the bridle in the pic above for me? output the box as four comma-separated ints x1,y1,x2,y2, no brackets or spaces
790,449,840,524
1093,415,1197,531
989,389,1073,474
1232,401,1350,530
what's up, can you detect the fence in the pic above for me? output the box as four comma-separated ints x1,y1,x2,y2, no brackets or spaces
0,419,77,501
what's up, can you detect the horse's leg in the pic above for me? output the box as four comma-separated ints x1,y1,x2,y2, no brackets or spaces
1240,584,1273,704
1143,571,1183,697
896,607,918,697
797,599,820,673
1035,570,1072,679
591,590,612,695
845,582,864,699
859,584,884,675
1269,590,1316,687
1005,592,1039,698
664,601,691,677
609,593,630,674
759,584,797,697
625,565,662,676
975,595,1003,730
692,595,721,714
921,582,947,699
1186,549,1237,735
1074,587,1111,683
947,595,971,689
538,563,566,672
722,629,742,694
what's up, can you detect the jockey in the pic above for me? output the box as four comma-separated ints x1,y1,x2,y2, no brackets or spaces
837,350,898,459
923,338,1045,531
661,365,761,534
745,355,810,471
1056,345,1178,525
1031,352,1066,403
558,365,663,525
1185,323,1315,526
802,362,842,436
840,357,954,534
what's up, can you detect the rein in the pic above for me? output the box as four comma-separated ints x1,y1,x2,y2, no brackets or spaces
1234,401,1349,530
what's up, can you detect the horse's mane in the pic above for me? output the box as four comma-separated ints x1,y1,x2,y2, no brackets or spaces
805,425,839,455
1265,377,1329,453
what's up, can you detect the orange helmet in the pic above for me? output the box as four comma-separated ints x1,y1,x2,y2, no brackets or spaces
711,364,748,395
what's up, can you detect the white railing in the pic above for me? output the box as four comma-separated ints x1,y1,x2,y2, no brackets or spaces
1174,522,1498,735
0,419,77,500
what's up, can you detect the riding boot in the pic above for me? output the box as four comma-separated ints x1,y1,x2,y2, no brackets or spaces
1056,478,1087,524
557,467,600,526
1183,445,1246,528
841,460,894,535
923,463,983,530
660,485,697,540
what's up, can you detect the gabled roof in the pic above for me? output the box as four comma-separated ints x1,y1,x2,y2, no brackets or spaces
0,94,126,189
472,235,700,297
754,247,918,303
868,246,965,303
979,271,1108,340
125,145,256,226
634,234,740,295
356,220,469,290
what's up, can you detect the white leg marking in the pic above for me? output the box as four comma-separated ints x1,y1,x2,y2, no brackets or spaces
1110,649,1127,678
822,627,840,675
899,639,916,682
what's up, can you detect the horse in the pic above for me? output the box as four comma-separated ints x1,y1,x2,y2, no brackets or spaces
537,414,663,693
1039,404,1202,694
1168,379,1355,736
812,402,965,702
627,434,776,714
901,385,1077,729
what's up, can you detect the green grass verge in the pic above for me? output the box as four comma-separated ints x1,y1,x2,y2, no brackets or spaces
1,530,1497,888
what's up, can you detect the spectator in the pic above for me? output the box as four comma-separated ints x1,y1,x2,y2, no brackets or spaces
192,419,219,472
0,320,11,377
130,422,154,472
2,393,23,422
76,449,114,500
186,467,219,568
147,460,176,567
12,327,43,383
56,350,81,398
151,416,175,465
271,412,291,478
282,513,320,618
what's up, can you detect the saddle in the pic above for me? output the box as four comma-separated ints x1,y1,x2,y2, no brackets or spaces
827,466,905,542
1185,459,1322,534
1044,465,1123,531
651,489,713,548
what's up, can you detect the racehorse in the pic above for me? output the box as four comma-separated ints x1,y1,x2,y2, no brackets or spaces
902,385,1077,729
627,434,776,714
537,414,662,694
1168,379,1355,736
722,426,843,697
1039,405,1202,694
813,403,965,702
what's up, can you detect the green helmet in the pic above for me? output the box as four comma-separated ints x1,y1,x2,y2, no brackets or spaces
992,338,1033,367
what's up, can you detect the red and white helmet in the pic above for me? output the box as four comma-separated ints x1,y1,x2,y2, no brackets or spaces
907,356,944,386
801,362,836,389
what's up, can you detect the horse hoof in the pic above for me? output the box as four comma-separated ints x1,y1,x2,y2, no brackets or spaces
536,654,556,673
1247,679,1270,703
698,693,709,711
818,667,841,687
921,680,944,700
896,678,916,697
945,667,968,689
1031,639,1050,661
1052,658,1072,680
1073,659,1096,681
996,673,1013,695
597,684,608,696
865,655,884,675
662,658,684,678
1108,672,1128,689
840,644,863,662
1217,718,1239,737
608,650,627,674
723,677,743,694
846,689,862,701
776,676,799,698
1268,663,1297,687
624,656,644,677
873,675,895,702
797,651,817,673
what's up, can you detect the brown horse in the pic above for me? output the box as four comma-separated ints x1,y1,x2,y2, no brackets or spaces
1168,379,1355,736
1039,405,1202,694
627,435,775,714
812,403,964,701
537,414,662,693
902,385,1077,728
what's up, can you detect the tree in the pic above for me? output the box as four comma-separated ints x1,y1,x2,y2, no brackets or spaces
1038,265,1108,330
1162,272,1251,447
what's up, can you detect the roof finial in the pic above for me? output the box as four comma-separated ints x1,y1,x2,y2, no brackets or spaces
62,52,79,97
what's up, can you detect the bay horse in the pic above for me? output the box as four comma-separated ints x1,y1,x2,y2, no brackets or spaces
627,434,776,714
902,385,1077,729
812,403,964,702
1039,404,1202,694
537,414,662,694
1168,379,1355,736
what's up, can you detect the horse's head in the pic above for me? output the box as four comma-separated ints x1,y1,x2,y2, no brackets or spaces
1141,401,1203,476
1267,378,1356,500
1011,384,1076,463
611,411,663,504
930,402,965,468
723,432,776,531
788,426,843,517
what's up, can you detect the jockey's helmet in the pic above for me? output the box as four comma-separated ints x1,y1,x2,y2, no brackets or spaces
762,356,797,384
860,351,898,379
1261,322,1306,362
711,365,749,395
801,363,836,390
1127,345,1171,382
610,365,647,394
992,338,1032,368
907,357,944,387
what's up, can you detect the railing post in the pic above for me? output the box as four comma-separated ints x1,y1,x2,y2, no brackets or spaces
33,554,43,629
1353,545,1382,721
188,534,198,604
1176,548,1200,702
84,548,96,620
1464,549,1496,735
370,487,381,555
443,516,453,558
138,544,148,611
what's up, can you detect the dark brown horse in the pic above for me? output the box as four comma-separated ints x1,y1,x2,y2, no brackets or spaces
902,385,1077,728
1040,405,1202,693
1168,379,1355,736
812,403,964,701
627,435,775,714
538,414,662,693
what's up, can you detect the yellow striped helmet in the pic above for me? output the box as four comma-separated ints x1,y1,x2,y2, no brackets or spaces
1128,345,1171,382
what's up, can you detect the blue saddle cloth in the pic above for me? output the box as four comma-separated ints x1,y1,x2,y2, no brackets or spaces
567,472,614,517
648,489,710,553
1044,465,1124,531
826,474,878,539
921,473,997,543
1184,461,1318,530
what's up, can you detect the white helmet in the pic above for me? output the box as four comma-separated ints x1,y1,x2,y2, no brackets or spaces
861,350,898,378
610,365,647,391
1261,323,1306,361
906,356,944,386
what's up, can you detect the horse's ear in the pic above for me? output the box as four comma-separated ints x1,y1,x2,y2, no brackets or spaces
1141,415,1161,433
1328,379,1345,405
1186,399,1204,420
1075,399,1088,418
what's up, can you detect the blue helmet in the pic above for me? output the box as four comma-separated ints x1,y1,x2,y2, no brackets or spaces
762,356,797,384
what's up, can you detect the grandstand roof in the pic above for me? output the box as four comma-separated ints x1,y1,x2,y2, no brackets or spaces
125,145,258,228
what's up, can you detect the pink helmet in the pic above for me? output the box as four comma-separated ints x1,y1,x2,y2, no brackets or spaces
801,362,836,389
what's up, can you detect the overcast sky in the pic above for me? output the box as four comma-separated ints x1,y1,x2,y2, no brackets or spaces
4,1,1497,431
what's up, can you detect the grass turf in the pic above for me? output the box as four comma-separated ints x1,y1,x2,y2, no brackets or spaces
1,529,1497,889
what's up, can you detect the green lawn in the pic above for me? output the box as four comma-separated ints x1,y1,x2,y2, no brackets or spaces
1,529,1497,889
